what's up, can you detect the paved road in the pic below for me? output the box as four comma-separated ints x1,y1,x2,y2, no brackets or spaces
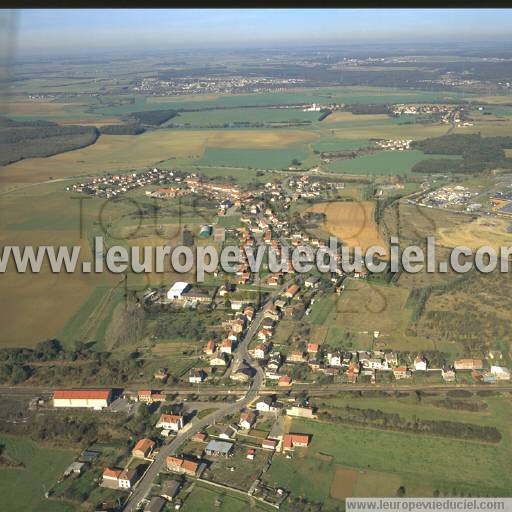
122,302,269,511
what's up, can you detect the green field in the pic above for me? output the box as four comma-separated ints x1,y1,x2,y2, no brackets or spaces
326,150,462,175
0,435,77,512
198,146,309,169
181,483,272,512
264,396,512,505
167,107,321,126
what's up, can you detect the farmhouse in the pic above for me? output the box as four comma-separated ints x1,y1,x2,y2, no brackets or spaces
53,389,112,410
161,480,181,501
282,434,310,450
144,496,166,512
414,356,428,371
132,438,155,459
261,438,278,451
256,396,276,412
283,284,300,299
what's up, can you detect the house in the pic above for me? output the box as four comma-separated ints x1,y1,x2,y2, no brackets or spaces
244,306,255,322
192,432,207,443
156,414,184,432
53,389,112,410
189,369,206,384
144,496,166,512
255,396,276,412
414,356,428,371
239,411,257,430
118,468,140,489
304,276,320,288
393,367,411,380
166,456,201,477
442,367,456,382
132,438,155,459
328,352,342,367
257,329,273,342
220,339,233,354
261,438,277,451
210,352,228,366
205,440,234,457
282,434,310,450
246,448,256,460
204,340,215,355
138,390,162,403
254,344,268,359
454,359,484,371
102,468,122,488
161,480,181,501
219,425,238,440
287,351,306,363
278,375,292,387
307,343,319,354
490,366,511,380
283,284,300,299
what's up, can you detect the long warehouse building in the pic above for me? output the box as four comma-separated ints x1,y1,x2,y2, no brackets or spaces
53,389,113,410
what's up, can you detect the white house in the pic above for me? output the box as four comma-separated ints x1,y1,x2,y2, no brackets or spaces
255,396,275,412
328,352,342,367
254,345,268,359
414,356,428,371
156,414,184,432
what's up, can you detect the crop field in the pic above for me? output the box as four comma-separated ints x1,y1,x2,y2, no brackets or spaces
264,398,512,504
332,122,450,140
306,200,387,255
0,434,76,512
0,128,317,184
199,146,309,169
311,137,370,152
326,150,461,175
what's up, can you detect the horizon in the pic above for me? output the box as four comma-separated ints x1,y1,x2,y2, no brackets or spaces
6,9,512,58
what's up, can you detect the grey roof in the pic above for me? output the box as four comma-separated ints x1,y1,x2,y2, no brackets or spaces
144,496,166,512
161,479,180,498
205,439,233,454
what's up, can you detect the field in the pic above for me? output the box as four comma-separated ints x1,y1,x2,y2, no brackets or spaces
0,128,317,184
0,434,76,512
326,150,461,176
168,107,321,125
181,483,273,512
264,395,512,506
306,200,387,255
199,147,308,169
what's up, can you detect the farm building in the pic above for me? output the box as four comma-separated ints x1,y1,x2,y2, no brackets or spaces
205,440,234,457
167,282,191,300
53,389,112,410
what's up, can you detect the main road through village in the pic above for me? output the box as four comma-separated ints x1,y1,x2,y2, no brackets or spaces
121,295,270,511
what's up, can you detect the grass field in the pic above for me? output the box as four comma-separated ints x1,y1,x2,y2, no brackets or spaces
306,200,387,255
168,107,321,126
181,483,272,512
326,150,461,176
0,434,76,512
264,398,512,505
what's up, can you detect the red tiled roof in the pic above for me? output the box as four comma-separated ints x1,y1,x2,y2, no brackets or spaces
103,467,122,479
54,389,111,400
133,438,155,454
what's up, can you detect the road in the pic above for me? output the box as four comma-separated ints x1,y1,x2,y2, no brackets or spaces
122,299,269,511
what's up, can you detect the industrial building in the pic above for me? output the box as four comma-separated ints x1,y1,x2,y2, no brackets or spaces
53,389,112,410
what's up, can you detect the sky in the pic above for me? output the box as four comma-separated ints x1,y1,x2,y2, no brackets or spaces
7,9,512,56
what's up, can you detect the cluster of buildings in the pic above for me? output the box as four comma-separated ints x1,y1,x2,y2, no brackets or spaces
65,168,181,198
390,103,463,124
376,138,412,151
132,76,307,96
416,185,479,210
